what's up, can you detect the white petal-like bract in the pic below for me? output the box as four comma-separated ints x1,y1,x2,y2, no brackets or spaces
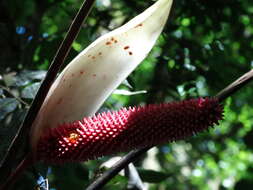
31,0,173,149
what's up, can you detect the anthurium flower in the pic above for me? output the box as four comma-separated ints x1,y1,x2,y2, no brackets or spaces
30,0,173,151
36,97,223,163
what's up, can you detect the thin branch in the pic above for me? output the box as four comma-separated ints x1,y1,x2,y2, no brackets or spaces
86,147,151,190
0,84,29,107
0,0,96,186
85,69,253,190
215,69,253,102
0,154,33,190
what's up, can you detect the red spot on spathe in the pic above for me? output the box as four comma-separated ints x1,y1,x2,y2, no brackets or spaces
123,46,132,55
92,74,97,77
98,52,102,56
79,70,85,75
106,41,112,45
56,98,63,105
111,37,118,43
134,23,143,28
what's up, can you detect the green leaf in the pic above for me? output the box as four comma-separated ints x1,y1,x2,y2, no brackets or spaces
138,169,171,183
14,70,46,87
0,98,18,120
23,70,46,80
21,82,41,99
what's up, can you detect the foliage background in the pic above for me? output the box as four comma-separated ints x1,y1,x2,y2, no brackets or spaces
1,0,253,189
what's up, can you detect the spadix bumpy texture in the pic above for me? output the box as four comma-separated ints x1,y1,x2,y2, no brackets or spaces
37,98,223,164
31,0,173,150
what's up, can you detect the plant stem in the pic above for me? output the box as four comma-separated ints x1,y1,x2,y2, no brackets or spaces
86,147,151,190
0,154,33,190
0,0,96,186
85,69,253,190
216,69,253,102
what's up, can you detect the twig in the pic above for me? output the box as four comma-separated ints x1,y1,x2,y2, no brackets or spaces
0,154,33,190
86,147,151,190
215,69,253,102
85,69,253,190
0,0,96,187
0,84,29,107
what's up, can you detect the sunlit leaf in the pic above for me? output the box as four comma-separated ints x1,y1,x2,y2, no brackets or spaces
113,89,147,96
15,70,46,87
23,70,46,80
21,82,41,99
121,79,133,89
0,98,18,120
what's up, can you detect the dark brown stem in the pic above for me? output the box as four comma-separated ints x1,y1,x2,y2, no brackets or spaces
85,69,253,190
215,69,253,102
0,154,33,190
86,147,151,190
0,0,96,186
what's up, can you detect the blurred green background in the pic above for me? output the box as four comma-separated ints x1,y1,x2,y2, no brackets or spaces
1,0,253,189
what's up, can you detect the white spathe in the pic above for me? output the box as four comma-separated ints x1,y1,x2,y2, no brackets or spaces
31,0,173,149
